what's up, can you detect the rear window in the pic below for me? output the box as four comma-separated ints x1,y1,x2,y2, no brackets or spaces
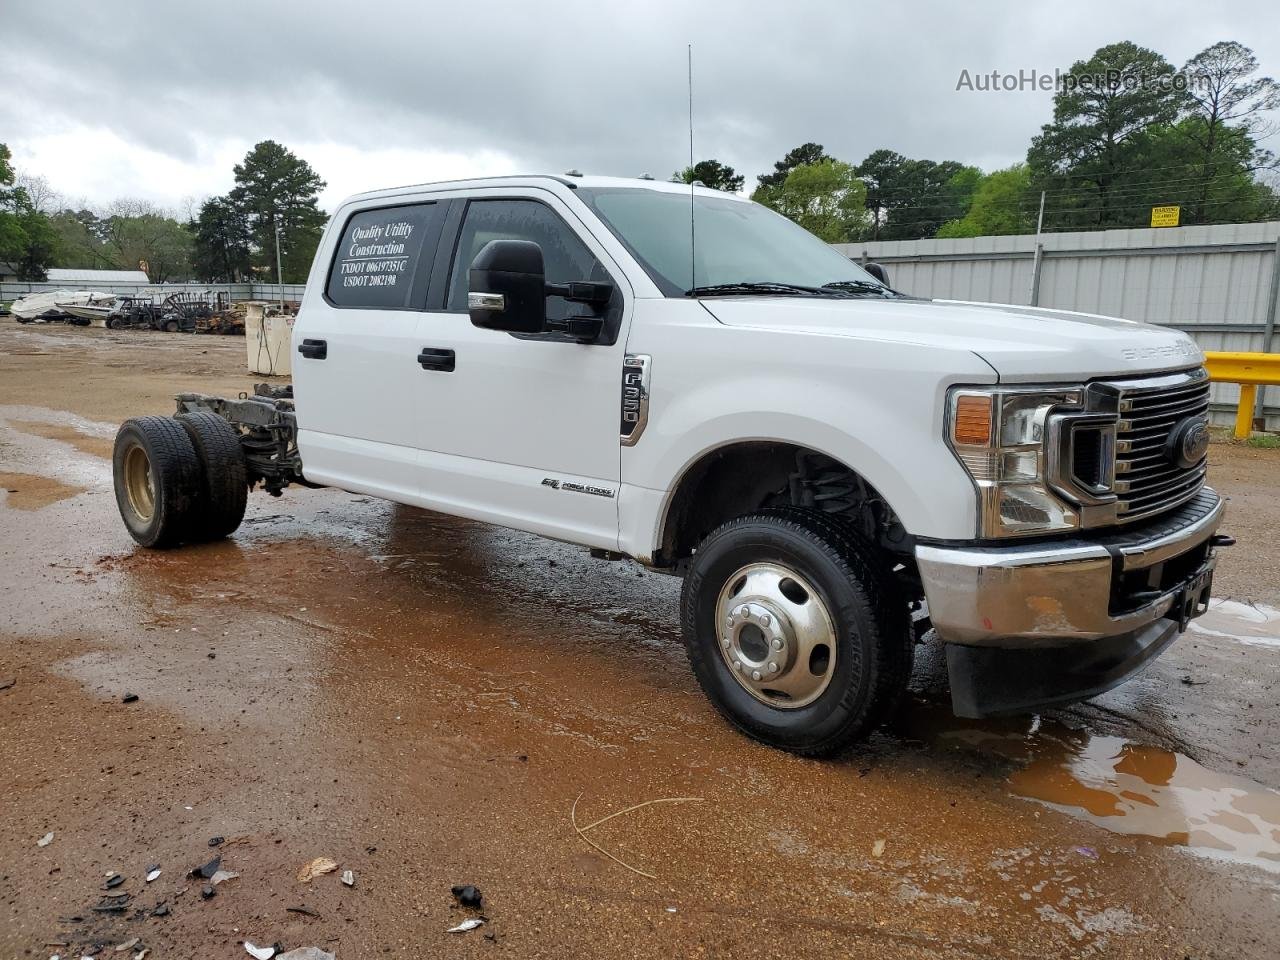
326,202,442,309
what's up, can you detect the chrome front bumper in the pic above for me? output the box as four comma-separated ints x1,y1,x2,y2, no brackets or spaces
916,489,1225,648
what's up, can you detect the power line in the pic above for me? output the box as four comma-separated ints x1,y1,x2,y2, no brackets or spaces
870,195,1279,234
862,175,1275,217
860,169,1274,208
855,149,1280,200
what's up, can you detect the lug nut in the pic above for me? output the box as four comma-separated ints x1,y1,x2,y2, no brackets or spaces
768,661,778,673
722,637,731,647
771,638,783,650
733,660,743,671
726,615,735,628
737,605,749,617
751,670,761,681
761,613,771,626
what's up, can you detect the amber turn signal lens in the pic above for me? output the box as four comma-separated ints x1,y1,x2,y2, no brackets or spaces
953,395,993,445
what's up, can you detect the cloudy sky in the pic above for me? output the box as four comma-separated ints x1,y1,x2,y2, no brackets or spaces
4,0,1277,214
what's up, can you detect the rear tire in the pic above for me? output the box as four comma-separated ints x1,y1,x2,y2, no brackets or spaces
177,412,248,541
112,417,203,548
680,508,912,756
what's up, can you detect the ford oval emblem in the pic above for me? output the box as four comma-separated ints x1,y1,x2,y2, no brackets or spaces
1165,417,1210,469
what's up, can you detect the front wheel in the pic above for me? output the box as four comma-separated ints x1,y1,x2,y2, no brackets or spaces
680,509,912,756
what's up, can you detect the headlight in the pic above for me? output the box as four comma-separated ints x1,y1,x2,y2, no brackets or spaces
947,386,1084,538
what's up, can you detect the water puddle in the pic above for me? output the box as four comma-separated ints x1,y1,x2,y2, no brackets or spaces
6,418,115,460
1189,599,1280,649
1010,735,1280,874
906,704,1280,875
0,470,87,510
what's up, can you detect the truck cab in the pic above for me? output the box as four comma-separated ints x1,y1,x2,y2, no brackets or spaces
111,174,1227,755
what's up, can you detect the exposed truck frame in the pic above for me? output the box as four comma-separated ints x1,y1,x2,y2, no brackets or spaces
175,386,305,496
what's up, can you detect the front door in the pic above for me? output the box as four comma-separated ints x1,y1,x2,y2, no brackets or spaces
411,190,632,550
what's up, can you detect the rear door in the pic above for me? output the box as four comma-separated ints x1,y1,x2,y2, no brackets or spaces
410,190,633,549
292,198,446,499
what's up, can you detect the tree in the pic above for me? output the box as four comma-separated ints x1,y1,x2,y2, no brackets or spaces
95,200,194,282
192,195,253,282
855,149,905,239
754,142,832,194
0,144,57,280
1180,42,1280,221
230,141,327,283
672,159,745,192
755,159,868,242
49,209,110,268
1028,42,1184,228
14,171,59,214
48,200,195,281
1137,119,1280,223
937,165,1037,238
855,150,980,240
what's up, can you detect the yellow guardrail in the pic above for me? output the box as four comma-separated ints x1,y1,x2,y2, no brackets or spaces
1204,351,1280,439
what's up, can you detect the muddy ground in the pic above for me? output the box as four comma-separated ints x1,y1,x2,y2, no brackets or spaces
0,322,1277,959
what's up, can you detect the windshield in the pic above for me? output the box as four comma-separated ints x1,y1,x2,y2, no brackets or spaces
576,186,888,297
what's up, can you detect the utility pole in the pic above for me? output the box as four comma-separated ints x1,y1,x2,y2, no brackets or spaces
1029,190,1047,306
274,223,284,312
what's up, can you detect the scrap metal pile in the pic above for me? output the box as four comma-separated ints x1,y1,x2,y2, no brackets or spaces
7,290,297,335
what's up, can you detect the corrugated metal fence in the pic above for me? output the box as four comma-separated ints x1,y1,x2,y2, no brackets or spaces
0,281,307,303
833,221,1280,429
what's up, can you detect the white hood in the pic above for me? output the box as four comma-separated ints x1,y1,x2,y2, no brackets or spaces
701,297,1204,382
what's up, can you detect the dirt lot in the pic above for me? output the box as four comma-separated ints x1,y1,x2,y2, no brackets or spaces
1,322,1278,959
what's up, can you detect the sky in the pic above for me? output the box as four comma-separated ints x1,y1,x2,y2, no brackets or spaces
3,0,1278,215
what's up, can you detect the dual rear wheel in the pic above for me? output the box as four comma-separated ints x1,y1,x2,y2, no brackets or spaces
112,413,248,548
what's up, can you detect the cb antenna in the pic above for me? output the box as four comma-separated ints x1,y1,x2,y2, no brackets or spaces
687,42,696,293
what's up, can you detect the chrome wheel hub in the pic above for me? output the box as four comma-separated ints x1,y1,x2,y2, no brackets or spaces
715,562,836,709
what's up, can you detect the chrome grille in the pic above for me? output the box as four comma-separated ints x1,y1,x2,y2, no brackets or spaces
1113,370,1210,522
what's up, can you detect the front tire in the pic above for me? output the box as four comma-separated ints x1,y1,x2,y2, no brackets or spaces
112,417,203,548
680,509,912,756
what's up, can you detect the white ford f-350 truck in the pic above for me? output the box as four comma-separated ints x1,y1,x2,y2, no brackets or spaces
110,175,1229,755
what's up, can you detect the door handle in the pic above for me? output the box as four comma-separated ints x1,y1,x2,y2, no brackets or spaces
297,338,327,360
417,347,456,372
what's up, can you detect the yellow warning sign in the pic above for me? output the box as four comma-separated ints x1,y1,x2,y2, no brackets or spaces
1151,205,1180,227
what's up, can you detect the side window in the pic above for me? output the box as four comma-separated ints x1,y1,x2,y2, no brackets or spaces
445,199,609,321
326,202,441,309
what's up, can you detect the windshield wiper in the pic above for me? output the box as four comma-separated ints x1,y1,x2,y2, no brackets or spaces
686,281,847,298
821,279,899,297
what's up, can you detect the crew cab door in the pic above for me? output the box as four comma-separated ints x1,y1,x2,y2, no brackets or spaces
412,191,632,549
292,199,446,499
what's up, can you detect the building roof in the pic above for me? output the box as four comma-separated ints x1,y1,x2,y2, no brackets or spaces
45,268,150,283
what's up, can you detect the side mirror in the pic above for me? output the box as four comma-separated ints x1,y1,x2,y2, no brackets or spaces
468,239,548,334
468,238,616,342
863,262,890,286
